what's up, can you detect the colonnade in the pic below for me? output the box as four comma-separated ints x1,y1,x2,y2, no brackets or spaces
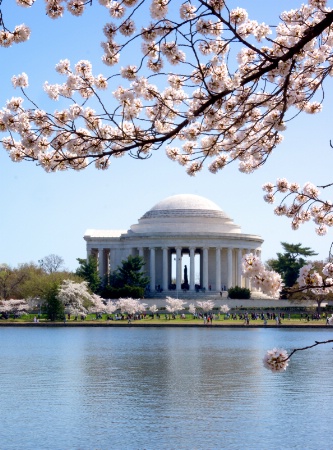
88,244,261,293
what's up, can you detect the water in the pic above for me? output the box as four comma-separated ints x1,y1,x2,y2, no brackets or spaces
1,327,332,450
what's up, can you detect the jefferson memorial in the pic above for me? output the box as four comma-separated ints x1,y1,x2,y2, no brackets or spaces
84,194,263,293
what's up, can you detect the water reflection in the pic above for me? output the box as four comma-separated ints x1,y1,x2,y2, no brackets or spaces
0,327,332,449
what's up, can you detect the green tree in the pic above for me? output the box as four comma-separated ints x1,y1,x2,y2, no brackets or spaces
267,242,318,288
42,283,64,321
20,269,81,300
76,256,101,293
0,263,37,300
112,255,149,289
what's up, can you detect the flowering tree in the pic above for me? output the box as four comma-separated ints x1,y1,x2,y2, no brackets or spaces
0,299,29,316
220,304,230,314
196,300,215,312
188,303,196,315
104,299,118,315
116,297,147,315
165,297,187,315
57,279,97,315
149,304,158,318
88,293,107,316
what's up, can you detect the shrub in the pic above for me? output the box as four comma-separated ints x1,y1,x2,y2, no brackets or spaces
228,286,251,299
100,285,144,299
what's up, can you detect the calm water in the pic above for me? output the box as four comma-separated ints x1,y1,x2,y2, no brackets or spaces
1,327,333,450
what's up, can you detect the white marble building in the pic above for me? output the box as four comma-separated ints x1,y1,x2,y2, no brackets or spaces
84,194,263,293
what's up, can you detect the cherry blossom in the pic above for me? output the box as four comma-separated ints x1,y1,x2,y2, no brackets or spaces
188,303,196,315
263,348,289,372
296,262,333,295
220,304,230,314
116,297,147,315
57,280,97,314
263,178,333,236
165,297,187,314
242,253,283,298
104,300,118,315
149,304,158,314
0,299,29,315
1,0,333,180
196,300,215,312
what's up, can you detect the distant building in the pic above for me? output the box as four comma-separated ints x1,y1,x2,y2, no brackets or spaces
84,194,263,293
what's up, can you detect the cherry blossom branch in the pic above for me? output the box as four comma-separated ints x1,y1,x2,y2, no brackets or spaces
264,340,333,372
1,1,333,176
287,339,333,360
263,179,333,235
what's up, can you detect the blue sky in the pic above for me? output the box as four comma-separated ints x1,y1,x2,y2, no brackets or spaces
1,0,333,271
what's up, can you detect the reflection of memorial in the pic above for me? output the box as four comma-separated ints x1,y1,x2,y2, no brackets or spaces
84,194,263,293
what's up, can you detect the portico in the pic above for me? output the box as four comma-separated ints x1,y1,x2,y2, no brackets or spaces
84,194,263,293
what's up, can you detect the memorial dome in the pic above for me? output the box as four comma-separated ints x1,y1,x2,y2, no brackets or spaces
130,194,241,234
141,194,227,219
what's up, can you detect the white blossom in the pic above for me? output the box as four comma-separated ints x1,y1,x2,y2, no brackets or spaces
196,300,215,312
57,280,94,314
165,297,187,313
263,348,289,372
11,72,29,88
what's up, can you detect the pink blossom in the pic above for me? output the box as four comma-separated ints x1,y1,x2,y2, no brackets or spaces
263,348,289,372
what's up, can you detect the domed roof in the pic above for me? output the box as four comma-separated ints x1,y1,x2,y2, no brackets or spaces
129,194,241,234
141,194,227,219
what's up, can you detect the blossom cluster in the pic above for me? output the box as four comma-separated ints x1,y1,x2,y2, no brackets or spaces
220,304,230,314
166,299,228,314
57,279,99,314
297,262,333,294
0,24,30,47
242,253,283,298
0,299,29,314
116,297,148,315
263,178,333,235
149,304,158,314
195,300,215,312
1,1,333,175
165,296,187,313
263,348,289,372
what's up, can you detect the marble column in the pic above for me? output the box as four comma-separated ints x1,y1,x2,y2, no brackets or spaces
150,247,156,292
215,247,221,292
189,247,195,291
86,244,93,261
162,247,168,291
176,247,182,291
203,247,209,290
237,248,243,287
227,247,233,288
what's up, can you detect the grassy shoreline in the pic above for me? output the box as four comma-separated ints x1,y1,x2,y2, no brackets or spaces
1,318,333,328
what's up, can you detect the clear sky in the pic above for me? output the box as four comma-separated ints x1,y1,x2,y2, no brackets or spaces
1,0,333,271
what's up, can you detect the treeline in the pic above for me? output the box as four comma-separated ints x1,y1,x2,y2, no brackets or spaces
0,254,149,301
